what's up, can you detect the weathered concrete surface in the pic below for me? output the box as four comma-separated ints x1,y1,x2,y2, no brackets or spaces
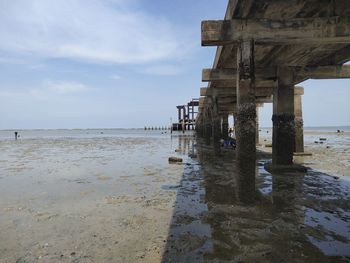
204,122,212,146
272,68,295,165
294,88,304,153
236,40,256,164
212,114,221,153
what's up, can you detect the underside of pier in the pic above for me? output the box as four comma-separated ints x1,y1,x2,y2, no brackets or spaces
196,0,350,168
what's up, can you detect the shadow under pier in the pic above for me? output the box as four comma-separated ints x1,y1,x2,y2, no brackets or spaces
161,137,350,262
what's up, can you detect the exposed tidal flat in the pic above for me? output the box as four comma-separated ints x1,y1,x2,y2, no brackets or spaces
0,129,350,262
259,127,350,179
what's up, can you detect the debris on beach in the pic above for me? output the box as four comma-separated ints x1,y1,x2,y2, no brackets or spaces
168,157,183,163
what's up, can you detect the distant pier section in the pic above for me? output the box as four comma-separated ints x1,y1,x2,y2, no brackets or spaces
172,99,199,132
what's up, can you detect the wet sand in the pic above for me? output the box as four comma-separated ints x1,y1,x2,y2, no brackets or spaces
0,133,186,262
259,129,350,179
162,138,350,262
1,130,350,262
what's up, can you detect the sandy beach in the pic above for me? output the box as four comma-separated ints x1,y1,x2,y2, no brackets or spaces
0,129,349,262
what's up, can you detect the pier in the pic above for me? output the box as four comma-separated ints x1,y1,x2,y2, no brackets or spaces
172,99,199,132
196,0,350,169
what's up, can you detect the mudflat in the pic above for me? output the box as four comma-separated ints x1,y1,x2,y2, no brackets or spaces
259,129,350,178
0,131,186,263
0,129,349,262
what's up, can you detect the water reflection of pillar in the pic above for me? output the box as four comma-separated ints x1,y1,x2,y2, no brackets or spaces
190,138,195,158
177,135,185,155
271,172,303,217
187,136,191,154
197,139,258,261
178,134,182,153
236,157,256,204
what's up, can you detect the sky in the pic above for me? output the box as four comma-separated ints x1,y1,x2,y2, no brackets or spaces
0,0,349,129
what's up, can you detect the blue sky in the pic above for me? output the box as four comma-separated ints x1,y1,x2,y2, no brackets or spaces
0,0,349,129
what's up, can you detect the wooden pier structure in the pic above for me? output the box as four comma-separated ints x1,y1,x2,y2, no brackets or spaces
172,99,199,132
196,0,350,168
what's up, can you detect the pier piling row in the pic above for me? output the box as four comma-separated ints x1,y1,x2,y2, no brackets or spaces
196,0,350,168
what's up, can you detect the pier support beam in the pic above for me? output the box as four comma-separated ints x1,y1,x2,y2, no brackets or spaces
212,99,221,152
195,115,203,137
294,87,304,153
222,114,229,139
204,108,212,145
212,114,221,152
272,68,295,165
177,107,182,123
236,40,256,162
182,107,186,133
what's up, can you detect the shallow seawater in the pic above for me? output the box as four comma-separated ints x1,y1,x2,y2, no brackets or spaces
162,139,350,263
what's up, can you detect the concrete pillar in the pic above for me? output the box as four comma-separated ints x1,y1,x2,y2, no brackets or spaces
187,105,190,131
272,67,295,165
193,104,196,130
256,106,260,145
212,114,221,151
204,108,212,145
236,40,256,161
222,114,229,139
294,87,304,153
177,107,181,123
211,99,221,152
182,107,186,133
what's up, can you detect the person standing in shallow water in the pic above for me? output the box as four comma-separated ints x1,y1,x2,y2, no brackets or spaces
14,131,18,140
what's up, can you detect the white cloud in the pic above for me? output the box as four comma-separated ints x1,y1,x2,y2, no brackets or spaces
43,81,90,94
0,80,91,99
110,74,121,80
141,65,184,76
0,0,192,65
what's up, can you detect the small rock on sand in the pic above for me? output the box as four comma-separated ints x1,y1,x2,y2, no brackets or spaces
169,157,183,163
